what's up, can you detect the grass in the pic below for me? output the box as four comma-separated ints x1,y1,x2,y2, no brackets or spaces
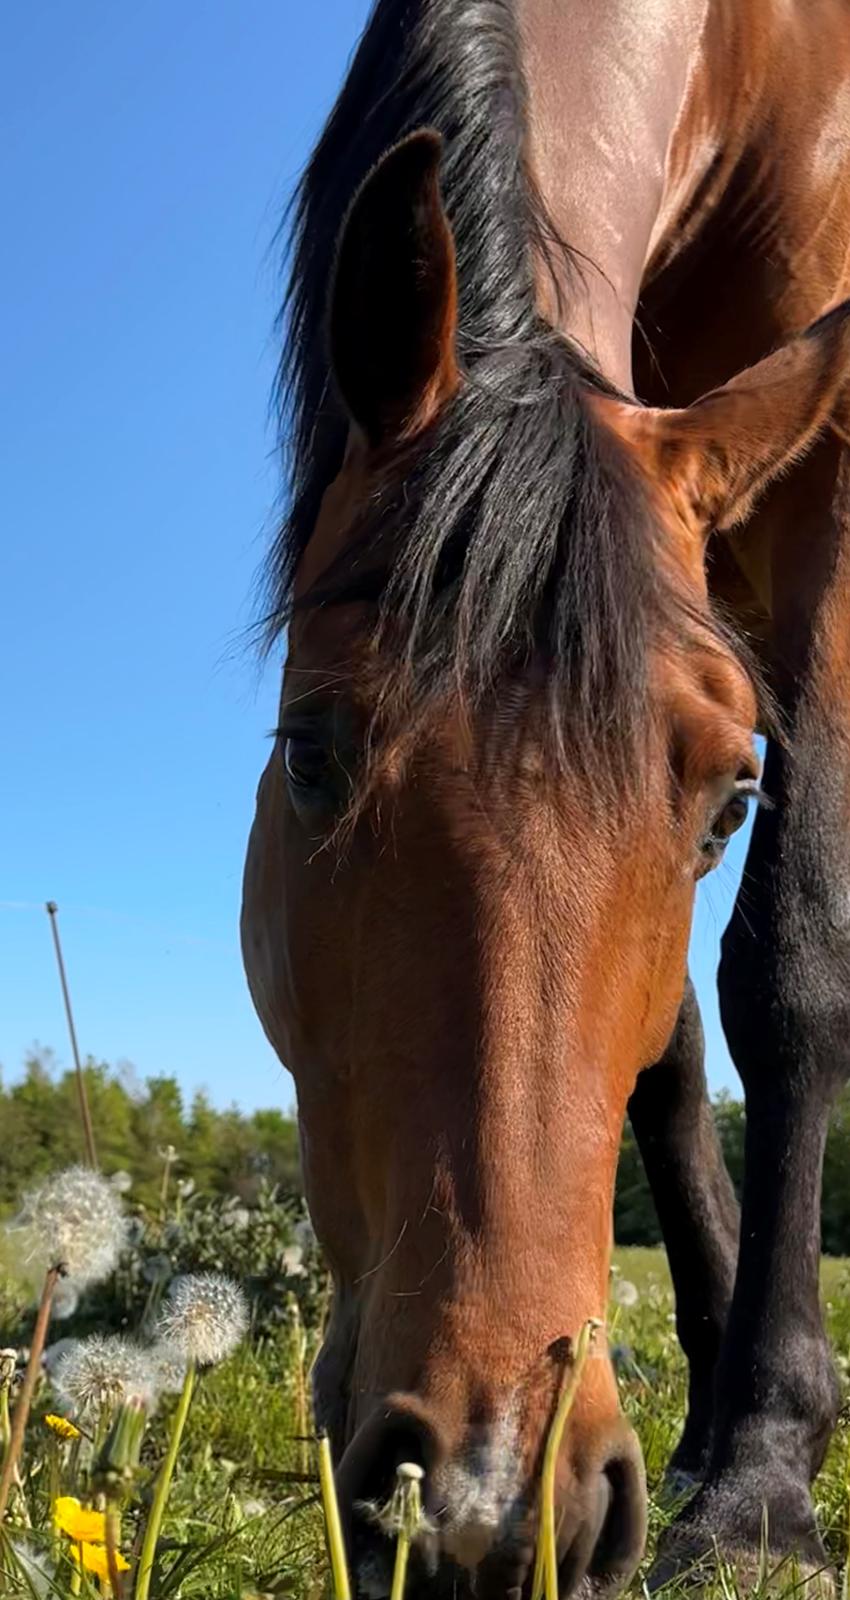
3,1247,850,1596
160,1247,850,1596
610,1249,850,1595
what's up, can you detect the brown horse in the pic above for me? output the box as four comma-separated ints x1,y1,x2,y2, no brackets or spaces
241,2,850,1593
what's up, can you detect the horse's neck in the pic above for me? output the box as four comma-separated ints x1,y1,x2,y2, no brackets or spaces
518,0,713,391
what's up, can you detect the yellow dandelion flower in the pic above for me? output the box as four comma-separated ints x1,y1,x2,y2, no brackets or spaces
71,1542,131,1578
44,1413,81,1441
53,1496,107,1543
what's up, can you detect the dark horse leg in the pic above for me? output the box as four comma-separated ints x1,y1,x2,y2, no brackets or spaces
655,443,850,1586
628,980,739,1486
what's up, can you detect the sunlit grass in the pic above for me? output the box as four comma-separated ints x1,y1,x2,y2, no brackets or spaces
611,1248,850,1597
3,1215,850,1598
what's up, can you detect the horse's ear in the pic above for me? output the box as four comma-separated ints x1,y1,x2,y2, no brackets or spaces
607,302,850,532
329,129,459,447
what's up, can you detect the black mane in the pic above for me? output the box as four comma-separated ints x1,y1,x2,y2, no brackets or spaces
264,0,715,793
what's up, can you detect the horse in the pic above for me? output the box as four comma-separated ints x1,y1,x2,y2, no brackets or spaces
241,2,850,1593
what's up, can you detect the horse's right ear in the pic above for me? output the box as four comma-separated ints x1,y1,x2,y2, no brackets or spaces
329,130,459,447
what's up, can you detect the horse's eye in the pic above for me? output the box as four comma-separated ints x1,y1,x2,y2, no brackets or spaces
283,734,331,793
701,783,756,864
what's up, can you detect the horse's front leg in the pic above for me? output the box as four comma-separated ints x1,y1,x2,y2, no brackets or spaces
654,465,850,1586
628,978,739,1489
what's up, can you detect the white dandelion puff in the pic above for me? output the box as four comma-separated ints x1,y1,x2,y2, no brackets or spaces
53,1334,157,1418
141,1252,173,1286
42,1338,77,1379
156,1272,249,1367
7,1166,127,1288
293,1216,317,1251
611,1277,639,1309
147,1342,189,1396
282,1244,306,1278
51,1279,80,1321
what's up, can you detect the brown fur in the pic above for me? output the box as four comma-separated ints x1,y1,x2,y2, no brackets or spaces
243,2,850,1591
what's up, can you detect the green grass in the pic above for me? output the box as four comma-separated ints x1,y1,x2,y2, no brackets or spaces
609,1249,850,1595
5,1249,850,1596
136,1249,850,1596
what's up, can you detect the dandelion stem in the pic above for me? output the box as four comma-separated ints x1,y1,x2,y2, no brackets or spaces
105,1503,125,1599
317,1431,351,1600
134,1361,195,1600
531,1319,600,1600
391,1528,412,1600
0,1265,60,1524
390,1464,425,1600
158,1148,175,1223
288,1297,309,1480
0,1388,9,1458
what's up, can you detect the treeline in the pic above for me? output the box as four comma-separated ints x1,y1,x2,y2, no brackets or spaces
7,1053,850,1254
616,1088,850,1255
0,1051,300,1211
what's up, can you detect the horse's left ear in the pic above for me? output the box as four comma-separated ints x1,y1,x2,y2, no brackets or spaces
329,129,459,447
604,302,850,532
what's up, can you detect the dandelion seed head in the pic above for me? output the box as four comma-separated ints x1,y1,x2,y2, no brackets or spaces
8,1167,126,1287
612,1277,639,1309
293,1216,316,1251
42,1337,77,1378
156,1272,248,1366
53,1334,157,1418
148,1342,189,1395
142,1252,172,1286
282,1244,305,1278
52,1279,80,1321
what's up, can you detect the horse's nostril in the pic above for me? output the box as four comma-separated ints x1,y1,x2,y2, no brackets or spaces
552,1443,647,1597
339,1410,434,1517
336,1409,439,1600
584,1449,648,1589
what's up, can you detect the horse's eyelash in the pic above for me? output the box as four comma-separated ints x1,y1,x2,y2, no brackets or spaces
739,779,774,811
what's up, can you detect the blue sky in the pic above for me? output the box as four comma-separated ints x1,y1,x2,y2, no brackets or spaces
1,1,749,1112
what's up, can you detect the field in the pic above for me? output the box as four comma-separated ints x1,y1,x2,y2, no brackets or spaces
5,1232,850,1599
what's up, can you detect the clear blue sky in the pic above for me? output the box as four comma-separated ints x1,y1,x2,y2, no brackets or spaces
1,1,750,1113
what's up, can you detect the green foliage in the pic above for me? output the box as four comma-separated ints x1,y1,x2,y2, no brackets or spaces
615,1085,850,1253
0,1051,301,1213
8,1246,850,1600
85,1181,325,1345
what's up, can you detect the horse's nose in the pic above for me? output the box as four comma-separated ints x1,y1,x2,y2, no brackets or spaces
551,1439,647,1598
335,1399,441,1590
336,1399,438,1517
336,1403,646,1597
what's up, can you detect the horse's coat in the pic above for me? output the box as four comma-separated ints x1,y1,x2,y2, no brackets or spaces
242,2,850,1592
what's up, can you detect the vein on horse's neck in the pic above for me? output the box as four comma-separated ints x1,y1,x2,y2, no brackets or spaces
517,0,712,392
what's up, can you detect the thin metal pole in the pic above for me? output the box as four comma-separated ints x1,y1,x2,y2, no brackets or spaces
45,902,98,1169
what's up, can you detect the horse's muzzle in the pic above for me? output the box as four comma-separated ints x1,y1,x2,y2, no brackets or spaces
335,1399,647,1597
